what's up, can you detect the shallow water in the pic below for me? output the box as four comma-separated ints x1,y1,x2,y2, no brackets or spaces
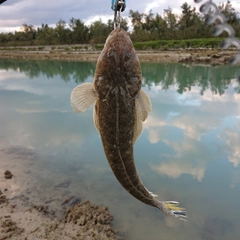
1,59,240,240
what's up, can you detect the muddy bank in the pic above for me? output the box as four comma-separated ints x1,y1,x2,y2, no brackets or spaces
0,147,122,240
0,46,238,64
0,194,118,240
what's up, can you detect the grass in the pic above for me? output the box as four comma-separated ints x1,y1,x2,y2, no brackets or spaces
0,38,225,51
94,44,104,50
133,38,224,50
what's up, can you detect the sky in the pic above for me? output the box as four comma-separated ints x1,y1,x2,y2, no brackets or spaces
0,0,240,33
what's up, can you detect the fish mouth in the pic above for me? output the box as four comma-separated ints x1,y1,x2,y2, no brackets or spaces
109,27,125,37
104,28,133,60
106,28,131,46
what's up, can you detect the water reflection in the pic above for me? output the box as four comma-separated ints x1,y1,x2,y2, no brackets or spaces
146,82,240,183
0,59,240,240
0,59,95,83
142,63,240,95
1,59,240,94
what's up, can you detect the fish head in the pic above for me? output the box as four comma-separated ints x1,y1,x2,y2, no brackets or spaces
94,28,142,99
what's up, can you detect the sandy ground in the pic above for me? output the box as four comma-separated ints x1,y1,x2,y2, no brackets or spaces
0,147,122,240
0,46,238,64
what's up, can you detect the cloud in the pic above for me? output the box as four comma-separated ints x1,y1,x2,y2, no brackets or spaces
0,68,96,152
142,78,240,181
1,0,240,33
151,160,205,181
144,0,166,14
149,134,209,181
219,127,240,167
0,0,97,32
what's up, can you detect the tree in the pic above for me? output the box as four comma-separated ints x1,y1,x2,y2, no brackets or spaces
55,19,69,44
178,2,202,39
36,24,56,45
218,0,239,24
89,20,110,44
69,18,90,44
218,0,240,36
143,10,154,31
20,24,36,43
129,10,144,32
149,13,167,39
163,8,178,38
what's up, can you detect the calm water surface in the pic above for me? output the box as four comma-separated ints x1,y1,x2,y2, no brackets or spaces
1,59,240,240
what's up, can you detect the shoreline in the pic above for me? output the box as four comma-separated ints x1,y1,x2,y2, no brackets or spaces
0,47,238,64
0,147,122,240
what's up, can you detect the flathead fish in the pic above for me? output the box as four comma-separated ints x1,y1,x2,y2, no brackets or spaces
70,28,187,220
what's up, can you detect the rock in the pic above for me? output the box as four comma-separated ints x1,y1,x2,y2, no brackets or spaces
4,170,13,179
0,217,24,238
64,200,118,240
32,205,49,214
0,194,7,204
212,54,221,58
195,56,212,62
178,54,193,63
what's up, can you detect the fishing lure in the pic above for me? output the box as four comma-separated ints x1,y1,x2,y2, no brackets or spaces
111,0,126,29
194,0,240,64
111,0,126,12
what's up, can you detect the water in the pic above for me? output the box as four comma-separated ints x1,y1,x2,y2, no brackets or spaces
1,59,240,240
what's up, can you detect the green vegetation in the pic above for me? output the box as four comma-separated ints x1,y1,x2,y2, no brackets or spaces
0,38,225,51
0,1,239,47
133,38,223,50
94,44,104,50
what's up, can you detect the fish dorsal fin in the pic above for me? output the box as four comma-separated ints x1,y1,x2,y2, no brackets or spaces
133,90,152,144
70,83,97,112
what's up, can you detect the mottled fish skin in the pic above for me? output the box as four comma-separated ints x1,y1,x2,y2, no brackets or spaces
94,28,154,203
71,28,187,220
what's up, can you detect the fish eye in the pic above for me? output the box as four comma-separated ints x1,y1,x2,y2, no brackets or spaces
107,51,113,57
98,75,103,81
124,52,132,62
107,48,115,58
126,52,131,58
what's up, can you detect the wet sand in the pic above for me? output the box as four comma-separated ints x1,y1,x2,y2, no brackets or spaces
0,45,238,64
0,147,121,240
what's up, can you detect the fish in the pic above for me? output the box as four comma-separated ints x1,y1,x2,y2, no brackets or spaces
70,27,187,220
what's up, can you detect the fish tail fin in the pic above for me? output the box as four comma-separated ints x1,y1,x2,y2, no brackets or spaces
155,200,188,221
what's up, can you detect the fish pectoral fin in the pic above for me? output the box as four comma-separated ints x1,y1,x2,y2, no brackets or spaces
93,100,100,132
133,90,152,144
70,83,97,112
161,201,188,221
133,100,143,144
135,89,152,121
